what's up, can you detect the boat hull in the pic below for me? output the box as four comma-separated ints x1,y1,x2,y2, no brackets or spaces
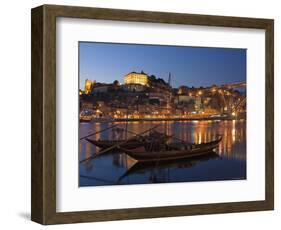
86,132,170,150
86,138,146,150
122,138,222,162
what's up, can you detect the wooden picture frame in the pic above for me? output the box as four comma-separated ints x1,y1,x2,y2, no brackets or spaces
31,4,274,225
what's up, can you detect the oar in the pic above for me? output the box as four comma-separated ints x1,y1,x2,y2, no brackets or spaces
79,124,161,163
79,124,118,140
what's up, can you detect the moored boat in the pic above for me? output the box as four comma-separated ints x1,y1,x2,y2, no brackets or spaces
85,138,146,149
121,136,222,162
86,130,171,150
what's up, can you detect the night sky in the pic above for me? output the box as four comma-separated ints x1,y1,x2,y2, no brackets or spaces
79,42,246,89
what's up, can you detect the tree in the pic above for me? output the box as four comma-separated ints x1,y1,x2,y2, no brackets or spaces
113,80,120,86
150,75,156,81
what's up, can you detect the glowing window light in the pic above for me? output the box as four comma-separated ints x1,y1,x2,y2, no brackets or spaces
124,72,148,86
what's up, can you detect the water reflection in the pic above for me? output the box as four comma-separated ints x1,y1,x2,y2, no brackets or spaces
117,152,220,183
79,120,246,186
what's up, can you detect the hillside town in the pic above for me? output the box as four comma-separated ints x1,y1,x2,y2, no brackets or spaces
79,71,246,121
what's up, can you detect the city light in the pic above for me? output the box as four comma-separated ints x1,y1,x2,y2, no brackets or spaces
80,72,246,122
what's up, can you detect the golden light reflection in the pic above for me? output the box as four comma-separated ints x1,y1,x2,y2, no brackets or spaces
190,120,246,160
80,120,246,170
232,120,236,142
198,132,202,144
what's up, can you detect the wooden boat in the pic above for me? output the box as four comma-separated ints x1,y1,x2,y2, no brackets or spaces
86,130,170,150
121,136,222,162
85,138,146,149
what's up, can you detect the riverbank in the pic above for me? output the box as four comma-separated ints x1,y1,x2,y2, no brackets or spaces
114,116,244,122
80,116,246,124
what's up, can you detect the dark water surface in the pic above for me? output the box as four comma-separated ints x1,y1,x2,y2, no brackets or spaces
79,120,246,186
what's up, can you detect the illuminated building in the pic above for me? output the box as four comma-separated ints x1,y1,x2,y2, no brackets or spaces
194,97,202,111
84,79,93,94
92,84,110,93
178,85,189,95
121,84,146,92
124,72,149,86
178,95,195,103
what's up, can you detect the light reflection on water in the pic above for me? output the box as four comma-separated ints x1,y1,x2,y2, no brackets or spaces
79,120,246,186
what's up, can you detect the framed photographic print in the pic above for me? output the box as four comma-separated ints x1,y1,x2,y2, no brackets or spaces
31,4,274,224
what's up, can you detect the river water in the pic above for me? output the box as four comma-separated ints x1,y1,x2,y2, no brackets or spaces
79,120,246,186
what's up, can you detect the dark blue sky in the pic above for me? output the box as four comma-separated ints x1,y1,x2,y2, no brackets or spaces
79,42,246,89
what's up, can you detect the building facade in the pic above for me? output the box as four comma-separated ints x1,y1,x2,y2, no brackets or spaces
124,72,149,86
84,79,93,94
91,84,110,93
121,84,146,92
